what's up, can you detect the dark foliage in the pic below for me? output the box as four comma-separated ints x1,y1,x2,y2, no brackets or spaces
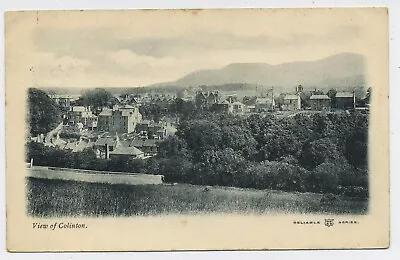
27,88,62,136
80,88,114,110
27,109,369,197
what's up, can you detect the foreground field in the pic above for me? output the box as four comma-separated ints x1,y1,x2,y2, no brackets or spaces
26,177,368,217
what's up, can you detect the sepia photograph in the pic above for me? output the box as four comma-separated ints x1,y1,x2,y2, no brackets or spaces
5,8,389,251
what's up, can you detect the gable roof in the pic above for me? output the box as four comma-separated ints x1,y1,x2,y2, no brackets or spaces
72,140,94,152
109,146,144,156
121,110,136,116
94,137,116,146
255,98,273,104
143,139,160,147
64,141,78,150
336,92,354,98
120,104,135,109
99,109,112,116
119,139,131,148
71,106,87,112
130,139,145,148
53,138,67,148
284,94,299,100
310,95,331,100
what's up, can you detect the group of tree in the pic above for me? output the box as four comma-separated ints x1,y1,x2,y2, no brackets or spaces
74,88,116,112
150,111,369,198
27,88,62,137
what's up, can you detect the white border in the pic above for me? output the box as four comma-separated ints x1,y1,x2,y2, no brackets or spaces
1,0,399,259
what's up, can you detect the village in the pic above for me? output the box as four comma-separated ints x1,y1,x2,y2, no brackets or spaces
28,84,370,164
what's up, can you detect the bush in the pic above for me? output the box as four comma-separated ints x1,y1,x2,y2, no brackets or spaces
342,186,369,199
308,162,340,193
244,161,310,192
156,157,193,183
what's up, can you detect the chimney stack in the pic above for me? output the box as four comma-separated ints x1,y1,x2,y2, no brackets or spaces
105,144,110,159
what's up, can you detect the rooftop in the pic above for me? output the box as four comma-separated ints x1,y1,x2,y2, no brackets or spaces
120,104,135,109
71,106,87,112
109,146,144,156
143,139,160,147
284,94,299,100
255,98,273,104
94,137,116,146
50,94,73,99
336,92,354,98
99,109,112,116
310,95,331,100
130,139,145,147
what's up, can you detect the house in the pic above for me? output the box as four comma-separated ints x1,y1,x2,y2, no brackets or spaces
97,105,142,133
335,92,355,109
283,94,301,110
225,95,238,103
64,137,95,153
49,94,75,108
82,114,98,130
97,108,113,131
51,133,67,149
309,95,331,110
94,136,119,159
231,101,246,114
135,120,169,140
129,139,160,156
68,106,94,126
109,146,144,160
255,97,275,112
211,100,233,113
93,133,147,159
246,105,256,113
195,91,221,109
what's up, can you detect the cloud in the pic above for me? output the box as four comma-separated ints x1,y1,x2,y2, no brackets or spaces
29,21,365,86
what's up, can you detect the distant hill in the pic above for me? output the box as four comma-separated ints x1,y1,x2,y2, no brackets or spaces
149,52,366,92
40,52,366,96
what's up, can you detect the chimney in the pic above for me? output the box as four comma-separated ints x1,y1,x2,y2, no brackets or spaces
115,132,121,147
105,144,110,159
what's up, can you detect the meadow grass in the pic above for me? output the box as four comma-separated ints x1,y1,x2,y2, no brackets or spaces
26,177,368,217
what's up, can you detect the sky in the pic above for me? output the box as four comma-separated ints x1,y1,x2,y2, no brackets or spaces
9,9,377,88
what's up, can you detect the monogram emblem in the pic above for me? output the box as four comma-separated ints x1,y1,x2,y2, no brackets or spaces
324,218,335,227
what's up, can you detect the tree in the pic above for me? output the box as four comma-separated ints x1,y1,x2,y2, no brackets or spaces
81,88,113,110
308,162,341,193
326,88,337,99
158,135,191,159
177,119,223,162
242,96,257,106
28,88,62,136
300,137,343,170
299,91,312,108
244,160,310,191
194,148,247,186
220,125,257,159
345,126,368,167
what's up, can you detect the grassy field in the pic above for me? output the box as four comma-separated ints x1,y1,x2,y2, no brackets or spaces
26,177,368,217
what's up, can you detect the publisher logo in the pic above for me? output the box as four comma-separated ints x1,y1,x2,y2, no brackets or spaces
324,218,335,227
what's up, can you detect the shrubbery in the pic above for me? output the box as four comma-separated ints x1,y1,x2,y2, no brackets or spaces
26,110,369,199
152,111,369,198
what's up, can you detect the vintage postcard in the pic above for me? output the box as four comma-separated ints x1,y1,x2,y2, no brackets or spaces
5,8,389,251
